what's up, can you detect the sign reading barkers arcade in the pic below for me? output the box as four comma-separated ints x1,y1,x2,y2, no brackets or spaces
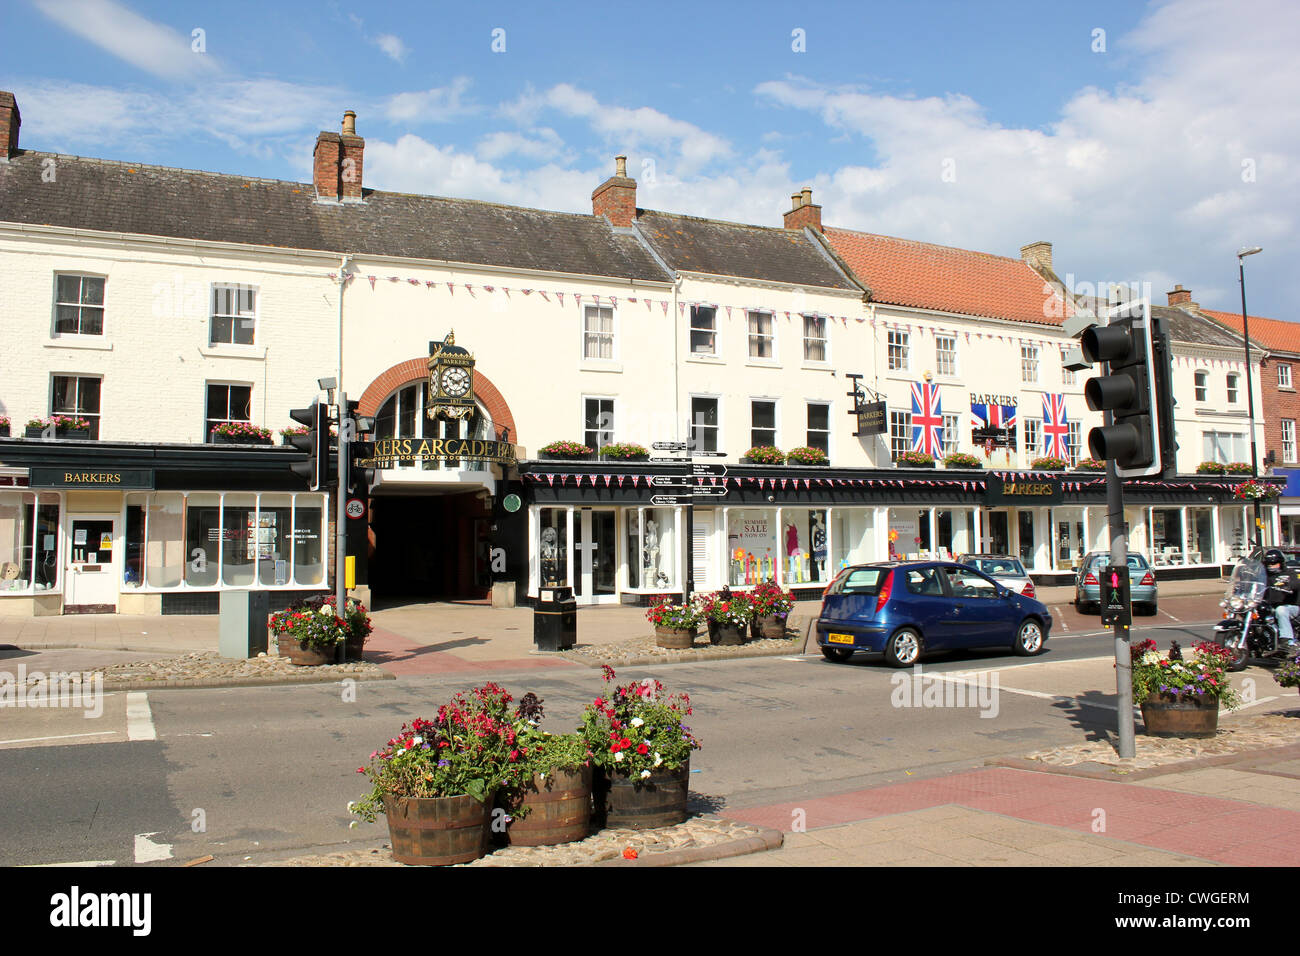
364,437,518,467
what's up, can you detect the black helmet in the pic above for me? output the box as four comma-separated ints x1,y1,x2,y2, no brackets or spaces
1264,549,1286,567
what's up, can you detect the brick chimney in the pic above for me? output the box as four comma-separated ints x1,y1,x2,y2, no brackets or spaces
783,186,822,232
313,111,364,202
1020,241,1052,273
592,155,637,227
1167,284,1197,308
0,91,20,160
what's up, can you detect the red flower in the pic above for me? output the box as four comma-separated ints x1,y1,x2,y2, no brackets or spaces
621,738,632,749
623,846,638,860
637,743,649,755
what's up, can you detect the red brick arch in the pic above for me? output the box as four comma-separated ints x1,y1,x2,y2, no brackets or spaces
357,358,518,443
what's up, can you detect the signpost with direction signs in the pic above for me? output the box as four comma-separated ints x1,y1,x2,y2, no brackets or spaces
651,439,729,600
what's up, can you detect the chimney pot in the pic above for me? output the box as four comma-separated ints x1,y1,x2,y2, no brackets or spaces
783,184,822,232
342,110,357,136
801,186,813,205
1167,285,1195,307
615,154,627,178
593,155,637,227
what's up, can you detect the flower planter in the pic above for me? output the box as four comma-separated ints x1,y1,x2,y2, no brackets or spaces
281,435,305,446
0,425,9,438
1140,698,1219,738
213,433,272,445
540,453,593,462
499,765,592,847
277,637,339,666
601,454,648,462
739,458,781,465
344,632,366,662
655,625,697,649
713,623,746,646
25,426,89,439
598,760,690,830
383,793,493,865
751,613,788,640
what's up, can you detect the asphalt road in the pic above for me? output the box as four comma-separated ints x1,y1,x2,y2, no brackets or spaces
0,615,1251,867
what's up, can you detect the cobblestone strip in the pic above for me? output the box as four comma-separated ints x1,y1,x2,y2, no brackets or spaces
558,635,803,668
59,650,394,691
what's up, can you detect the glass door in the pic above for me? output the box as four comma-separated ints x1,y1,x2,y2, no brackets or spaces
576,508,618,604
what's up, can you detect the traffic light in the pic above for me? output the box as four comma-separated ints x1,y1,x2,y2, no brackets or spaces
1080,298,1169,478
288,400,327,491
349,441,376,495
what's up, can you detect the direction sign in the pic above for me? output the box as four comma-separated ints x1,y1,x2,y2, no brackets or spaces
652,441,688,450
692,464,727,476
690,486,729,497
650,495,690,505
649,456,687,463
692,451,727,457
650,476,693,488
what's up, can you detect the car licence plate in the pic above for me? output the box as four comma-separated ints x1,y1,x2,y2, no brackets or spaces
827,633,854,645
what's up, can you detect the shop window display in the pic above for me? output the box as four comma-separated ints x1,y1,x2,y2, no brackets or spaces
728,509,778,585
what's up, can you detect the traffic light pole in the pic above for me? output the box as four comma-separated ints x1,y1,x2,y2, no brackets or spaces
1107,436,1136,759
335,390,349,661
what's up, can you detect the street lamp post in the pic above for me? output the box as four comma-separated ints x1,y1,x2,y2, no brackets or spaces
1238,246,1263,547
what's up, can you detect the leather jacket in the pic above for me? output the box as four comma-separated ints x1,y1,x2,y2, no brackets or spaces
1265,567,1299,607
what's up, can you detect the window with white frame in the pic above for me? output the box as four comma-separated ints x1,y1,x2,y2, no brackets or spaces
690,305,716,355
1280,364,1293,389
889,411,911,460
747,311,774,359
50,374,102,439
53,274,105,336
941,412,960,454
1060,347,1077,386
210,285,257,346
1202,430,1247,464
803,315,828,362
935,334,957,377
1194,370,1208,402
1021,344,1040,383
1226,373,1239,404
690,396,719,452
584,397,614,450
1023,418,1041,459
888,330,909,371
750,400,777,448
583,305,615,360
1067,421,1081,465
807,402,830,453
1283,419,1296,464
206,383,252,440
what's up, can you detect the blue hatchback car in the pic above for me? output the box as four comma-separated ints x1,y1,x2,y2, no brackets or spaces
816,560,1053,666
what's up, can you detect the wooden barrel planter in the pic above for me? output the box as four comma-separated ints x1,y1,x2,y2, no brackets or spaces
344,632,366,661
599,760,690,830
500,764,593,846
383,793,493,865
714,624,746,646
655,626,696,649
1140,697,1219,738
751,614,788,640
277,637,338,666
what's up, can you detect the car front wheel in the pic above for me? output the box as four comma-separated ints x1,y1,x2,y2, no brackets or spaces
821,646,853,663
1012,618,1045,656
884,628,922,667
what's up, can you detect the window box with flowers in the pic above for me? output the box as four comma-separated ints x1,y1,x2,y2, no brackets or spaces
0,416,9,438
599,442,648,462
25,416,90,439
941,452,982,470
646,598,701,648
742,445,785,465
1196,461,1226,474
748,581,794,640
1075,458,1106,472
211,422,272,445
580,666,700,830
895,451,935,468
785,446,829,466
539,440,594,461
1131,639,1240,738
1030,456,1069,471
1226,462,1254,475
280,425,309,446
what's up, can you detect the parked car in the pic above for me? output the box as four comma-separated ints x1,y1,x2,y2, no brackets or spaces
815,560,1052,666
955,553,1036,598
1074,551,1157,615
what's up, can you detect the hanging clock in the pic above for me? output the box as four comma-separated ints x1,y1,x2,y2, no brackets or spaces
427,331,476,421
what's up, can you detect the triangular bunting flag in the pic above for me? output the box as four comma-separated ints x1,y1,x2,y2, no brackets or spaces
557,292,565,306
367,276,376,289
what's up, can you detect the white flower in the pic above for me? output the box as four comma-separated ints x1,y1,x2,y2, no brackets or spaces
630,717,644,728
348,821,358,829
641,770,651,778
319,605,332,616
653,753,663,767
411,735,423,745
538,773,546,781
346,801,356,811
1141,651,1161,665
615,751,624,762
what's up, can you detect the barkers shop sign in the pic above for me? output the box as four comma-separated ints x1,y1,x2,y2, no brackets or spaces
363,437,518,468
30,468,155,489
985,474,1063,506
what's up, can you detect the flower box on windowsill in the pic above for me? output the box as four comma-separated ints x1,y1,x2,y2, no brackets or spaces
0,425,9,438
24,426,90,440
540,452,594,462
212,433,273,446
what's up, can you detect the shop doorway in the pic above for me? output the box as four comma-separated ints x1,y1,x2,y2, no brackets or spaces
368,492,491,607
984,511,1009,555
64,514,117,613
575,508,618,604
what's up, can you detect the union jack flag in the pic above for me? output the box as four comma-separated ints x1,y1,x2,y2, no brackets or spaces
911,381,944,455
971,401,1016,431
1043,393,1070,459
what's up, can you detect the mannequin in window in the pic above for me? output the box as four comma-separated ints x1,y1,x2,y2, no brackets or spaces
811,512,827,580
644,519,664,587
541,526,559,586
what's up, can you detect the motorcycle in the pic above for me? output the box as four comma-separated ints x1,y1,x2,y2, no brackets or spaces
1213,558,1284,671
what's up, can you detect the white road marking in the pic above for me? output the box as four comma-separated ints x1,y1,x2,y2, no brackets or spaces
1053,607,1069,630
1160,609,1182,622
134,832,173,863
1229,695,1281,712
0,731,116,745
24,860,116,868
126,692,156,741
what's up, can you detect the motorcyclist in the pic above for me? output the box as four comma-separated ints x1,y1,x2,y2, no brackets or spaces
1263,550,1299,652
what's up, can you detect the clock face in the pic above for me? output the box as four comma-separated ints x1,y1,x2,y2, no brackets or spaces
440,366,471,398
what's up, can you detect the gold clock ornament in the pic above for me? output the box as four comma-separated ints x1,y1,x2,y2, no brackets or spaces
427,331,477,422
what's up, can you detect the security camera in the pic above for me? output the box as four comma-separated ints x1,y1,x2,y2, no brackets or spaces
1063,345,1092,372
1063,312,1100,339
766,494,775,502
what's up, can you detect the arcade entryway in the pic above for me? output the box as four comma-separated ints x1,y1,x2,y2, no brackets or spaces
367,491,492,607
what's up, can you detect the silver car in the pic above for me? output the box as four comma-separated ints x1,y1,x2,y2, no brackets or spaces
956,554,1037,600
1074,551,1158,615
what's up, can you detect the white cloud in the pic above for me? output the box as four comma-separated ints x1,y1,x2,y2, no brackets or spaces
476,129,566,163
386,78,477,123
373,33,409,64
32,0,219,82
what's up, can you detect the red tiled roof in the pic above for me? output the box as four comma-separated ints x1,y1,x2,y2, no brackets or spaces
1199,309,1300,356
822,227,1070,326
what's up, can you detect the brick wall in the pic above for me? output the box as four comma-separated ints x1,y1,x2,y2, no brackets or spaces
1261,353,1300,466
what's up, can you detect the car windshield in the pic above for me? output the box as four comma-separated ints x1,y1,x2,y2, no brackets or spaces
972,558,1024,577
1089,554,1149,571
828,567,886,595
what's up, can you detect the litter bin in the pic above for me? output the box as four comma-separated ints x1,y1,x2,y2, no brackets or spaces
534,585,577,651
219,589,270,659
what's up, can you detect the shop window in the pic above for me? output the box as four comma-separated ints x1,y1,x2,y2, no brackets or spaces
751,400,776,448
210,284,256,346
538,508,568,587
690,306,716,355
293,500,324,585
51,374,102,439
782,509,828,583
125,495,146,588
803,315,827,363
54,274,105,336
221,494,257,586
0,493,34,592
146,493,184,588
255,494,293,586
807,403,830,453
728,509,778,586
1018,511,1036,566
627,508,675,590
185,493,221,587
206,383,253,441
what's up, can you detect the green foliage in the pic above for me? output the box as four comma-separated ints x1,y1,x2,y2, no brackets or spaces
785,446,829,465
645,599,701,629
1030,456,1069,470
941,452,981,468
1196,461,1226,474
599,442,648,459
579,667,700,778
1275,653,1300,689
895,451,934,466
744,445,785,464
539,440,593,457
1130,639,1240,709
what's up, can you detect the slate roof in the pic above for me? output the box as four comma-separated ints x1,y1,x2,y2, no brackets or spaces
0,150,669,282
1069,297,1262,351
822,227,1070,326
1198,309,1300,357
633,210,859,291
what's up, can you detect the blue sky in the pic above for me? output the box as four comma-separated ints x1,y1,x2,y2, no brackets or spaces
5,0,1296,319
